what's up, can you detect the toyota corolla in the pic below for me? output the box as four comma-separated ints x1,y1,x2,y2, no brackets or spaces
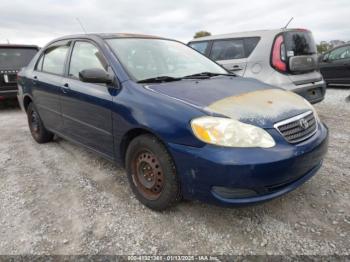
17,34,328,210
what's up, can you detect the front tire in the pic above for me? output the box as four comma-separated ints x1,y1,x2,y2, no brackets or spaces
27,103,54,143
125,134,181,211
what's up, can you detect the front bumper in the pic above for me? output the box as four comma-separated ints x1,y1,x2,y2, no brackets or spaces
167,122,328,206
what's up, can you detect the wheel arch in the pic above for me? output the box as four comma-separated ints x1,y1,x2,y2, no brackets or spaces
119,127,169,167
23,95,33,112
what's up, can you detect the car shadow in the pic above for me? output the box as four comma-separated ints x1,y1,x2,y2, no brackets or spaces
0,99,20,111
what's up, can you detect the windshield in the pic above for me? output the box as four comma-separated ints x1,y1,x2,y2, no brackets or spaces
0,48,38,70
106,38,227,81
284,31,317,56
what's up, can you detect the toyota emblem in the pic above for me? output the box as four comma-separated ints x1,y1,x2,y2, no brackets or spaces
299,119,309,130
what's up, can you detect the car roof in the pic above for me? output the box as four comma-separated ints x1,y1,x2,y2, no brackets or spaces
189,28,310,42
0,44,39,49
53,33,168,42
326,43,350,52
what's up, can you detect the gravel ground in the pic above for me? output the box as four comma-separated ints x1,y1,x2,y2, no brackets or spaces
0,88,349,255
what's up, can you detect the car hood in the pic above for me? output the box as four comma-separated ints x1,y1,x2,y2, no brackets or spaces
145,77,314,128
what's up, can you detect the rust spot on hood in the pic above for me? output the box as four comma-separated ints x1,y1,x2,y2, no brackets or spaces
205,89,313,123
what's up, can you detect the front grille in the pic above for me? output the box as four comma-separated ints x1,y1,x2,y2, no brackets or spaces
274,111,317,143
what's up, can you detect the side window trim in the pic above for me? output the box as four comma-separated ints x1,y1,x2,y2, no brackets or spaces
66,39,109,81
36,40,72,77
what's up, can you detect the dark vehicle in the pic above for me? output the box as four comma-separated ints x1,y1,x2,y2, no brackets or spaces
319,44,350,87
18,34,328,210
0,44,39,100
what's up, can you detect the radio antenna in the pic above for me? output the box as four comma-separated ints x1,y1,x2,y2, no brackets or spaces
76,17,87,34
282,17,294,29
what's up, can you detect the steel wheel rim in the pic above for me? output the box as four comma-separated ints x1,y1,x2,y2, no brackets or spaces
30,111,40,134
132,150,164,200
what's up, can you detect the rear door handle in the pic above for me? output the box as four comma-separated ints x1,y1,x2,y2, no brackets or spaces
231,65,243,71
61,83,70,93
32,75,38,85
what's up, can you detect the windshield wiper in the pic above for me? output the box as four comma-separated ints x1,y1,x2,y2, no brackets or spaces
182,72,236,79
137,76,181,83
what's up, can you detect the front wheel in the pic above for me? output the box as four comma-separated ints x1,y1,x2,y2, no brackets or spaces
125,134,181,211
27,103,54,143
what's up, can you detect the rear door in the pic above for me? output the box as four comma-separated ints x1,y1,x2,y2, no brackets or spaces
319,45,350,85
32,40,71,132
208,38,259,76
61,40,115,158
209,39,247,75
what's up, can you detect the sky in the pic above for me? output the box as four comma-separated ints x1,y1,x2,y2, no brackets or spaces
0,0,349,47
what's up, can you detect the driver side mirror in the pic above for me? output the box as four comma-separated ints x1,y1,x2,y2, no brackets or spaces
79,68,113,84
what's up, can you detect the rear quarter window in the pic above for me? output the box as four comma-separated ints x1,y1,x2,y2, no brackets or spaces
244,37,260,57
189,41,208,54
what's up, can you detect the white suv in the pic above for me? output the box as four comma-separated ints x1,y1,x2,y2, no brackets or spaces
188,28,326,104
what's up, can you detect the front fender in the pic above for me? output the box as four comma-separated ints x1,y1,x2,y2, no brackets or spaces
111,81,206,161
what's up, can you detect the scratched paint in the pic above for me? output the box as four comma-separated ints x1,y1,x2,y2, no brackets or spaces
205,89,314,124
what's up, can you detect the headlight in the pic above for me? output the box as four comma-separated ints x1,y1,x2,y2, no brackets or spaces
191,116,275,148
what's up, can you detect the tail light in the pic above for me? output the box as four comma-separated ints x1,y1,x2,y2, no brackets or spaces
271,35,287,72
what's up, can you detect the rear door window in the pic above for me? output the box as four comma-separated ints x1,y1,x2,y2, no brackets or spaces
284,31,317,56
42,41,70,75
210,39,245,61
189,41,209,54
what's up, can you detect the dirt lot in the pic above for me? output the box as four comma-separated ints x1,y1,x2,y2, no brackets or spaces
0,89,349,255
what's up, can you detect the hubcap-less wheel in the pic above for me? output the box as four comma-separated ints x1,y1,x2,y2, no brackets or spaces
26,103,54,144
31,111,40,133
132,150,164,200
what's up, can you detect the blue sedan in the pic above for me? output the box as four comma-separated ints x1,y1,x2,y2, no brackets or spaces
17,34,328,210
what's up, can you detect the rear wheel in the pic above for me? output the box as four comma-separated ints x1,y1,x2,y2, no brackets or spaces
125,134,181,211
27,103,54,143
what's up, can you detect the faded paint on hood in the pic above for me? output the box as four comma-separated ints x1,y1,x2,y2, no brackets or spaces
146,76,314,128
206,89,313,127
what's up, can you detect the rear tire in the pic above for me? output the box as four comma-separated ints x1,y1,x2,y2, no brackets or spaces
125,134,181,211
27,103,54,143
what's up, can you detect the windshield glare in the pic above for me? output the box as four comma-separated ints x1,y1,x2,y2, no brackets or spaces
106,38,227,81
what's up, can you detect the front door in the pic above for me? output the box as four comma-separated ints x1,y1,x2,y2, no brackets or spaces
61,40,115,158
209,39,248,76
